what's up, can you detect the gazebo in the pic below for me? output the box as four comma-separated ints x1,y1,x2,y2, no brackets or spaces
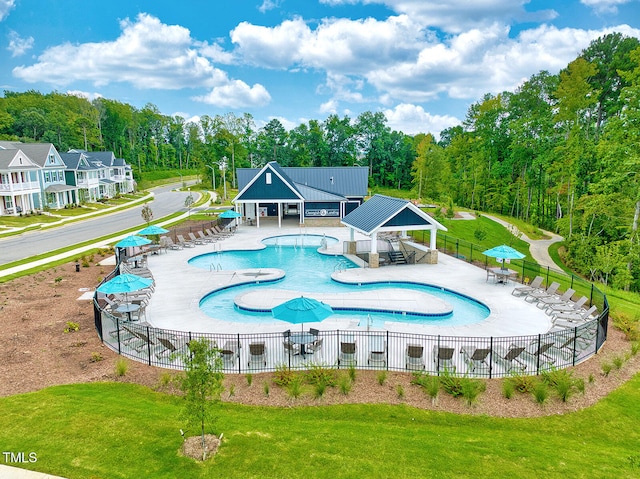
341,194,447,267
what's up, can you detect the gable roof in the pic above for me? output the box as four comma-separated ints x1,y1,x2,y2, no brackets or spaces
0,149,40,170
341,194,447,235
235,162,368,202
0,142,64,168
60,152,96,171
234,161,305,202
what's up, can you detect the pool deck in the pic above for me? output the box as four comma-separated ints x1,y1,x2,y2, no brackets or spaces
142,224,552,338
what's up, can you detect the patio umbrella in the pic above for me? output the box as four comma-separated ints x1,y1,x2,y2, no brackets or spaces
218,209,242,219
272,296,334,330
137,225,169,236
96,273,154,304
115,235,152,248
482,245,525,270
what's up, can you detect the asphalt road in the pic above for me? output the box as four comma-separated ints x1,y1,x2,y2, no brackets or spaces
0,184,194,265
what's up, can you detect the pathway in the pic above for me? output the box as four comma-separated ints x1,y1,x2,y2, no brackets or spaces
483,214,564,270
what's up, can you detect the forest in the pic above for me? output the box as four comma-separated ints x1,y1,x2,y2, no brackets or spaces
1,33,640,291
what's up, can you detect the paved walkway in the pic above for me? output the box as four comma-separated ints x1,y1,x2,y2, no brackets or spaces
483,214,564,270
0,465,66,479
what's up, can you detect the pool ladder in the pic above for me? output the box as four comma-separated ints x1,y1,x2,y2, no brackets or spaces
334,259,349,272
210,263,222,271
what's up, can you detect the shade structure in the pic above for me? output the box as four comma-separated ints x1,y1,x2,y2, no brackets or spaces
137,225,169,236
96,273,153,295
115,235,152,248
482,245,525,270
218,209,242,219
272,296,334,329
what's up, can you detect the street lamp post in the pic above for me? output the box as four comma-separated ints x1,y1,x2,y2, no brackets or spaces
205,164,216,191
219,157,228,201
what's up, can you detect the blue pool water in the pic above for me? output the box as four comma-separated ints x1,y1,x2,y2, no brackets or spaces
189,234,490,328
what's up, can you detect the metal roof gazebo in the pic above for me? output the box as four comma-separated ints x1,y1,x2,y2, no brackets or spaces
340,194,447,268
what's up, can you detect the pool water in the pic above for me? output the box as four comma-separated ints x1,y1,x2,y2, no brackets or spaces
189,235,490,328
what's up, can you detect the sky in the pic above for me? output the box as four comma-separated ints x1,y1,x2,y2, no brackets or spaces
1,0,640,137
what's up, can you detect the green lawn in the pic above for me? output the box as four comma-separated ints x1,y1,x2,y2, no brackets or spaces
1,380,639,478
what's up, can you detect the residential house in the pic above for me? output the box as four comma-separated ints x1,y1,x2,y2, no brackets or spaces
60,152,100,203
0,148,41,215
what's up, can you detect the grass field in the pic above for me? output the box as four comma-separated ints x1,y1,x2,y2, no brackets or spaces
1,380,639,478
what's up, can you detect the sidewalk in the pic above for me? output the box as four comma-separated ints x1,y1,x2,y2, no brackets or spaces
0,465,66,479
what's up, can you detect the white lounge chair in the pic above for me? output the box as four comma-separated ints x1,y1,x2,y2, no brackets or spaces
493,345,526,373
338,341,357,366
188,232,205,245
367,335,387,367
461,345,491,373
536,288,575,309
511,276,544,297
405,344,425,370
553,305,598,323
248,342,267,369
177,234,195,248
433,345,456,373
525,281,560,303
545,295,588,315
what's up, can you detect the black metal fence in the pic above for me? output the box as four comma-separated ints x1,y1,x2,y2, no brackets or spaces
93,230,609,377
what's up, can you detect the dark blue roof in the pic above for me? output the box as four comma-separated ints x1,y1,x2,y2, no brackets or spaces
236,162,368,200
342,194,447,235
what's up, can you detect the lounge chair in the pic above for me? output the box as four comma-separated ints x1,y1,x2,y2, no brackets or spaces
177,234,195,248
188,232,205,245
492,345,526,373
338,341,357,366
552,304,598,323
520,341,555,370
221,340,241,368
197,230,216,243
405,344,425,370
524,281,560,303
433,345,456,372
213,225,234,237
536,288,575,309
367,335,387,367
511,276,544,297
155,337,187,359
205,228,226,240
161,236,182,250
460,345,491,373
545,295,588,315
248,342,267,368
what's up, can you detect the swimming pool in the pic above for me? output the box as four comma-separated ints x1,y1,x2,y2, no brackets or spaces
189,234,490,328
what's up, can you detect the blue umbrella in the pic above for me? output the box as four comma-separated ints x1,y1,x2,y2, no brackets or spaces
97,273,153,295
137,225,169,236
272,296,334,330
116,235,152,248
482,245,525,270
218,209,242,219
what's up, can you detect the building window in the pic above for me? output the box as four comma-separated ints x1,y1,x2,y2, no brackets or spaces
266,172,272,185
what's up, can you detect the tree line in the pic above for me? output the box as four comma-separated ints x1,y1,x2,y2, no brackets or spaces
1,33,640,290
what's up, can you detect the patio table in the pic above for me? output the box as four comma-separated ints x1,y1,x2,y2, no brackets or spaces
116,302,140,322
290,332,315,357
488,267,517,285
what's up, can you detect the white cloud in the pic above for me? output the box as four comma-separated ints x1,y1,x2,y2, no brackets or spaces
193,80,271,108
66,90,103,102
383,103,460,137
320,0,557,33
258,0,282,13
319,99,338,114
0,0,15,21
7,30,34,57
580,0,632,14
11,13,271,109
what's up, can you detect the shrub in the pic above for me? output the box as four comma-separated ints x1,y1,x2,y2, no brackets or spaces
90,352,103,363
439,370,464,398
396,384,405,399
532,382,549,405
157,371,173,388
631,342,640,356
273,364,297,387
64,321,80,333
245,373,253,386
313,381,327,399
612,356,624,370
228,384,235,397
338,375,352,396
509,373,537,393
502,379,515,399
263,382,270,397
461,378,486,406
286,376,304,400
601,362,612,377
115,357,129,377
542,369,578,402
304,364,337,387
348,365,357,383
377,371,387,386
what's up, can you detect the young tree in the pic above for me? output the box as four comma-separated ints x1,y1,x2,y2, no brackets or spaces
178,338,224,460
141,204,153,225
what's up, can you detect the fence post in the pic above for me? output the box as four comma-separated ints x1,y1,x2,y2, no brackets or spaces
535,334,541,374
572,327,578,367
237,333,242,374
116,317,121,354
386,330,390,371
146,325,152,366
489,337,493,379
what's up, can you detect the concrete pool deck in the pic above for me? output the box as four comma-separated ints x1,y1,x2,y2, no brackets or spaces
141,224,552,337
